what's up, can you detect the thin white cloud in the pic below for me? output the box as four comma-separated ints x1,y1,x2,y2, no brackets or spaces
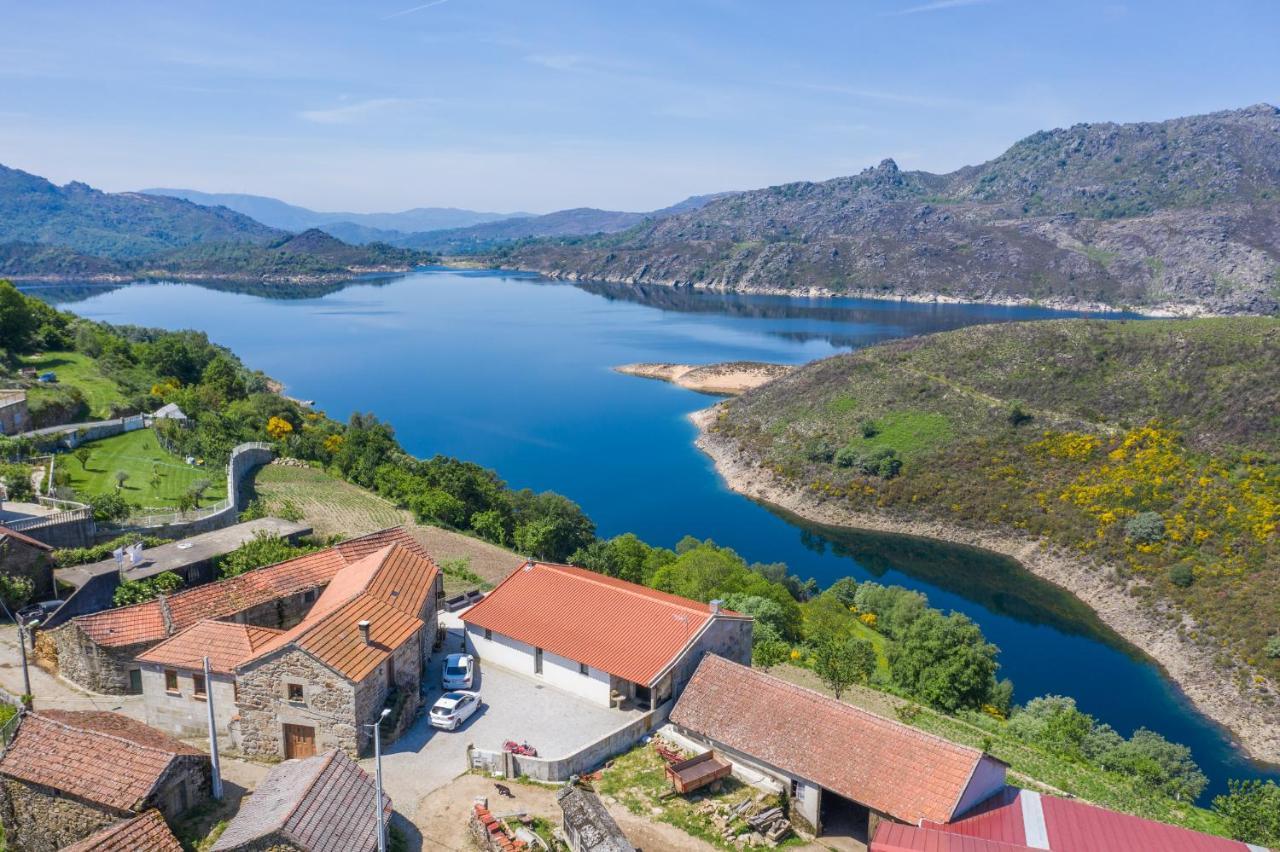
885,0,991,16
525,54,587,72
382,0,448,20
298,98,411,124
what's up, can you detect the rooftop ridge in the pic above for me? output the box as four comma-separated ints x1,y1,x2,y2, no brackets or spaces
28,712,192,760
529,561,714,615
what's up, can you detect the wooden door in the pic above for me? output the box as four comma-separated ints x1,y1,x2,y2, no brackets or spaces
283,723,316,759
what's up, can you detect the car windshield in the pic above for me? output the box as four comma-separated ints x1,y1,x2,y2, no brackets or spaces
443,691,465,701
446,667,467,676
431,705,451,715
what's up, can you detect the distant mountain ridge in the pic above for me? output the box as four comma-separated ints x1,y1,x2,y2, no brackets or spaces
141,187,529,238
496,104,1280,316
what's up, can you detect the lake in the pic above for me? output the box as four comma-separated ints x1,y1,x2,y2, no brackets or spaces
28,268,1277,798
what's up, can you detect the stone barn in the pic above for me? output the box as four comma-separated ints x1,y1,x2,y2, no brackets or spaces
669,655,1008,845
234,542,441,759
462,561,753,711
61,809,182,852
48,526,429,693
0,711,210,852
557,784,636,852
0,524,55,600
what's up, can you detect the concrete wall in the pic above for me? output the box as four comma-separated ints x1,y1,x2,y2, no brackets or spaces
4,509,94,549
465,625,614,707
141,663,238,740
235,648,357,758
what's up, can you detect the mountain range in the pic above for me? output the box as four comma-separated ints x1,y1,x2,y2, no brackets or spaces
495,104,1280,316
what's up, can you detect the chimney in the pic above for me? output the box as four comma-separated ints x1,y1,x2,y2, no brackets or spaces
709,599,722,616
358,620,372,646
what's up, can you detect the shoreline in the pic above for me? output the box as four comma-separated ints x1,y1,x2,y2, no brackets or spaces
4,266,419,286
614,362,793,395
690,406,1280,768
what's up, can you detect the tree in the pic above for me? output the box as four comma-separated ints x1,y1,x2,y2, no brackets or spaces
1125,511,1165,544
888,611,999,712
508,490,595,562
570,533,655,585
752,638,790,671
114,470,130,491
411,487,467,527
1214,780,1280,847
0,281,39,354
218,532,318,578
827,577,859,608
73,446,92,471
0,574,34,609
1105,728,1206,802
189,478,212,508
470,509,507,546
814,637,876,700
113,571,183,606
87,491,132,522
1008,695,1094,759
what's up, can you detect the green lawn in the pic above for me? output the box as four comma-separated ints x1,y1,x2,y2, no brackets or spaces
22,351,126,418
65,429,225,509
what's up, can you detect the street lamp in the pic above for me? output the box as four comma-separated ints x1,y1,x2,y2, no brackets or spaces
363,707,392,852
17,618,38,705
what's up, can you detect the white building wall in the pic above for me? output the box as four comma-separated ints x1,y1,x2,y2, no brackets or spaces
140,663,237,737
953,754,1008,817
465,625,612,706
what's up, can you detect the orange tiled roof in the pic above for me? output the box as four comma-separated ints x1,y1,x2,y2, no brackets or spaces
670,655,999,825
72,527,427,648
462,561,744,686
136,619,284,675
62,810,182,852
241,541,437,682
0,712,205,812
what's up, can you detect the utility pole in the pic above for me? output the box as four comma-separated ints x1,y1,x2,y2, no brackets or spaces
367,707,391,852
203,656,223,800
0,598,34,707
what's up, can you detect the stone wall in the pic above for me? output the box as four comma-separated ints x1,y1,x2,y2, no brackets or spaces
352,632,423,755
671,616,753,698
0,393,31,436
48,621,150,694
230,589,318,632
0,537,54,599
0,777,122,852
147,754,213,821
236,649,358,758
213,836,303,852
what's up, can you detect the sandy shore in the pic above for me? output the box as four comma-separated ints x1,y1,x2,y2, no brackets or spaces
691,406,1280,767
615,361,794,395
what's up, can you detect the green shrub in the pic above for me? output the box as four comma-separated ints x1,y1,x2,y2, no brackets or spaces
54,534,167,567
1265,636,1280,659
859,419,880,438
87,491,133,522
1007,402,1033,426
1168,564,1194,588
1125,511,1166,544
113,571,183,606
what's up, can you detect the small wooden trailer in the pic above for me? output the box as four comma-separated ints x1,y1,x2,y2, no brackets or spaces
665,750,732,795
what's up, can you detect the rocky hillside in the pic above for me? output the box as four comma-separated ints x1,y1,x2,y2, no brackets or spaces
708,318,1280,711
498,105,1280,315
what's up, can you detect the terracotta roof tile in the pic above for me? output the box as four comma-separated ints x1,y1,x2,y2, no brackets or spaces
136,619,284,674
73,527,426,648
241,541,437,682
62,809,183,852
0,712,205,812
670,656,993,825
462,561,742,685
212,749,390,852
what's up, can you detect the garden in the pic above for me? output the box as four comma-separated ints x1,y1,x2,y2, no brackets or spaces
61,428,225,511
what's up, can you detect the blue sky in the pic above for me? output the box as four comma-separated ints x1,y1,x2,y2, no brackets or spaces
2,0,1277,213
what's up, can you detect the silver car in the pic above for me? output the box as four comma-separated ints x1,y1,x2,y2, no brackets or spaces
442,653,475,689
429,691,480,730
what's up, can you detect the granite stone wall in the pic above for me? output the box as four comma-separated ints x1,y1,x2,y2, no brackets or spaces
236,649,358,758
48,622,150,694
0,777,121,852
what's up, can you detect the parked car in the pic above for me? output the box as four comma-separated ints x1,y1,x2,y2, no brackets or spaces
429,691,480,730
442,653,475,689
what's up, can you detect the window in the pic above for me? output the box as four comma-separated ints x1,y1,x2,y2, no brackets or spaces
535,647,543,675
287,682,304,702
192,673,207,699
484,628,492,640
790,779,800,799
579,662,589,676
164,669,179,693
385,657,395,687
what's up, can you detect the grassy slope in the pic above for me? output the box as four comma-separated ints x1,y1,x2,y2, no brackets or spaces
716,318,1280,680
22,351,126,419
66,428,226,508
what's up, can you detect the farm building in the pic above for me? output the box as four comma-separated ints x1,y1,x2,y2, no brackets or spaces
61,809,182,852
47,526,428,693
669,655,1008,844
462,560,753,710
212,749,389,852
234,542,441,759
0,710,210,852
557,784,636,852
873,786,1274,852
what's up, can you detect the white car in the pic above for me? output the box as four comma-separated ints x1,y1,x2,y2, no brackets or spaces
442,653,475,689
429,691,480,730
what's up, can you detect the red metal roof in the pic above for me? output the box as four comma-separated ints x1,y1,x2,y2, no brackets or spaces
670,655,1000,825
62,810,182,852
921,786,1266,852
0,712,204,812
873,823,1037,852
136,619,284,674
462,561,740,686
72,527,427,648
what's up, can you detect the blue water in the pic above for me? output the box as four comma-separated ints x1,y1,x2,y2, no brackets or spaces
29,269,1277,799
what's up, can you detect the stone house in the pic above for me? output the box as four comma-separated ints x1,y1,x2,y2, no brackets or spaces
668,655,1008,842
462,561,753,710
235,542,442,759
0,524,55,600
136,619,284,740
61,809,182,852
557,784,636,852
212,749,390,852
49,526,429,693
0,710,210,852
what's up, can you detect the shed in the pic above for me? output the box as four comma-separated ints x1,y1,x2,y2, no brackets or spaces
61,809,183,852
556,784,636,852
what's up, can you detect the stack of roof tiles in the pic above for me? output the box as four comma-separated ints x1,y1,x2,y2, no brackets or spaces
71,527,427,649
473,802,529,851
61,809,182,852
670,655,1002,826
212,749,389,852
240,542,439,680
463,560,748,686
0,710,205,813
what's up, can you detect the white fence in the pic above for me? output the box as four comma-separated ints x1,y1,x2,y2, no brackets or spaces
113,441,274,532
